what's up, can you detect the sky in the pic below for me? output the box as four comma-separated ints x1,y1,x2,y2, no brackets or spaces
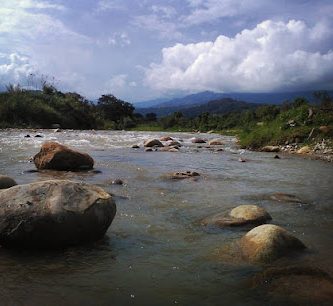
0,0,332,102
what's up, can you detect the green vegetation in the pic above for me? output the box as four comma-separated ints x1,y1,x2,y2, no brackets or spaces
1,82,332,150
0,84,136,129
133,92,333,149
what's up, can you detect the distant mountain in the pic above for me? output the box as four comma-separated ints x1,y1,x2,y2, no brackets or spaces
138,97,256,117
136,90,332,111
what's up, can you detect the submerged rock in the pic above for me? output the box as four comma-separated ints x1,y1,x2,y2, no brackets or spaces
239,224,306,263
201,205,271,228
0,180,116,249
191,138,206,144
131,144,140,149
0,175,17,189
144,139,164,147
253,265,333,305
33,142,94,171
269,193,303,203
165,171,200,180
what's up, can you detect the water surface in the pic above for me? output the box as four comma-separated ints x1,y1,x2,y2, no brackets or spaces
0,130,332,305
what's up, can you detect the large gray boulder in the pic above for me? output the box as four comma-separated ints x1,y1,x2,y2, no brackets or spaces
0,180,116,249
239,224,306,263
0,175,17,189
34,142,94,171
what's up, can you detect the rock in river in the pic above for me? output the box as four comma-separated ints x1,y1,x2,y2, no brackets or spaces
144,139,164,147
0,175,17,190
201,205,271,227
261,146,280,152
33,142,94,171
239,224,306,263
208,139,224,145
165,171,200,180
191,138,206,144
0,180,116,249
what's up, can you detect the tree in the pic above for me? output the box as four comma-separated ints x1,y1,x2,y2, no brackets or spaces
97,94,134,123
145,112,157,122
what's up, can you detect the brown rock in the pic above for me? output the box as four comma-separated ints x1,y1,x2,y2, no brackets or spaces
0,175,17,189
191,138,206,144
165,171,200,180
261,146,280,152
253,266,333,305
208,139,224,145
297,145,311,154
239,224,306,263
144,139,164,147
160,136,173,141
33,142,94,171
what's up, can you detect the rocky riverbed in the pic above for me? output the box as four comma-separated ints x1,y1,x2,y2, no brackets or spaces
0,129,333,305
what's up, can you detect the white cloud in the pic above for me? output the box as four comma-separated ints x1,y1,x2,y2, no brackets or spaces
145,20,333,93
0,53,35,86
96,0,125,12
1,0,65,11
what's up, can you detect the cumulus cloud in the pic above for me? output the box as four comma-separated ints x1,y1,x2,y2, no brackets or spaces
145,20,333,93
0,53,35,87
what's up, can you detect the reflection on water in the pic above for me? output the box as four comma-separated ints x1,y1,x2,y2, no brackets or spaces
0,130,333,305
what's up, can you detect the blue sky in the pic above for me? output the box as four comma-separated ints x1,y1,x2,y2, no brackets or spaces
0,0,332,102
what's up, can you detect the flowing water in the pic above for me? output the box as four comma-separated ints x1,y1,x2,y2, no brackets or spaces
0,130,332,305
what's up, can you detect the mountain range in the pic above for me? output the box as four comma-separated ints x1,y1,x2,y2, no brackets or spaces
135,91,327,117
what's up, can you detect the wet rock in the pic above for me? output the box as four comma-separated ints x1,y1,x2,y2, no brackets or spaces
160,136,173,141
297,145,311,154
165,171,200,180
215,148,224,152
274,155,280,159
145,148,153,152
0,175,17,189
238,157,246,162
33,142,94,171
131,144,140,149
269,193,303,203
208,139,224,145
207,130,215,134
0,180,116,249
261,146,280,152
112,179,124,185
35,134,43,138
144,139,164,147
167,140,182,147
230,205,271,222
191,138,206,144
54,128,62,133
253,266,333,305
201,205,271,228
239,224,306,263
24,134,31,138
168,148,179,152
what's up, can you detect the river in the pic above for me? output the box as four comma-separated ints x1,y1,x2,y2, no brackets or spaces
0,129,332,305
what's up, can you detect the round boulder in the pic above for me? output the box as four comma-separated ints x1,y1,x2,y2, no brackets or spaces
239,224,306,263
33,142,94,171
0,180,116,249
201,205,271,228
144,139,164,147
0,175,17,189
230,205,271,223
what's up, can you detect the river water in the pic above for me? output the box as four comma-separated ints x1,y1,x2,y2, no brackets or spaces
0,129,332,305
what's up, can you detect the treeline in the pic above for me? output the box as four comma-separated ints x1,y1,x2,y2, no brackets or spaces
0,84,136,129
136,92,333,148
